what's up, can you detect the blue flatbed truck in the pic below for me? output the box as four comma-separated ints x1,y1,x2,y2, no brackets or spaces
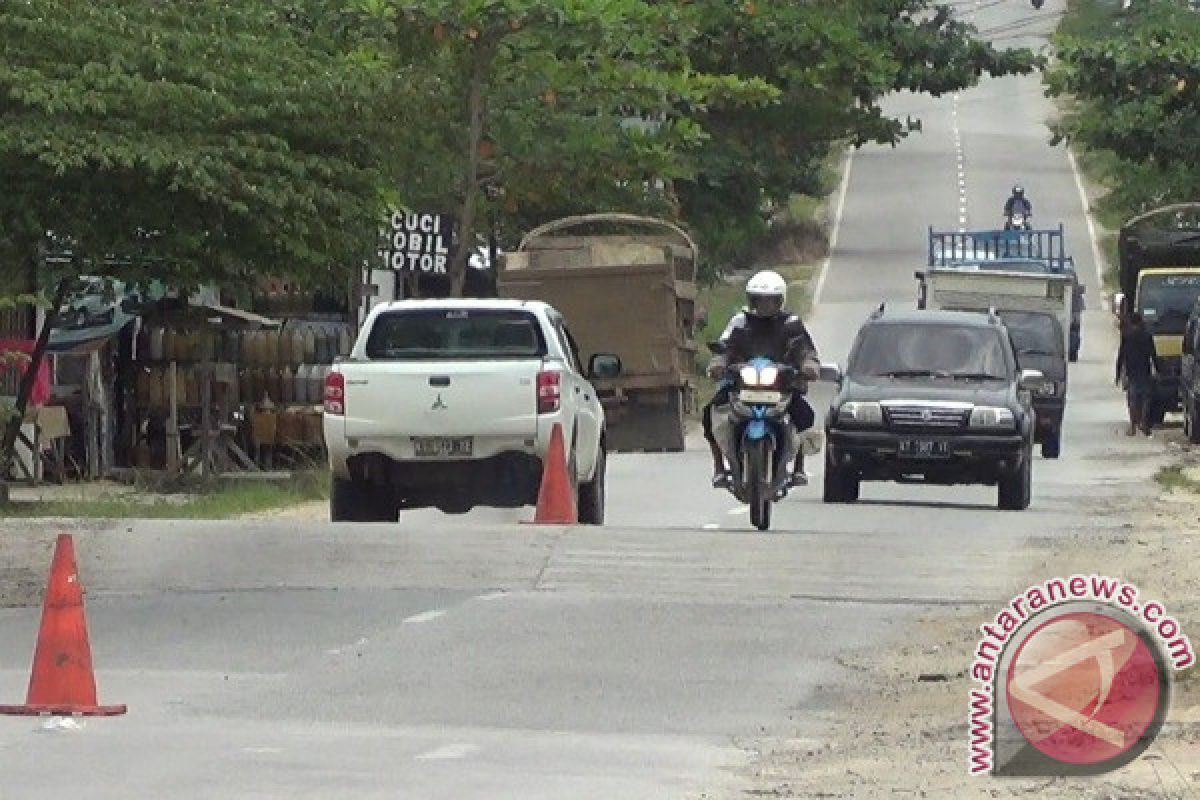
926,225,1085,362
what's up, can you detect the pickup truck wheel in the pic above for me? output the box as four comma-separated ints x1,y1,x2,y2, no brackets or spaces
1068,348,1079,363
578,448,606,525
997,449,1032,511
1041,428,1061,459
331,477,396,522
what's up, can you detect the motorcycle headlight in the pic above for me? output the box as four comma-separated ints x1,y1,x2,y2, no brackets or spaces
838,400,883,426
739,365,779,387
969,406,1016,429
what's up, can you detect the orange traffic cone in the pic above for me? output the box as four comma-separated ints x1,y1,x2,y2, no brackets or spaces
525,423,577,524
0,534,126,717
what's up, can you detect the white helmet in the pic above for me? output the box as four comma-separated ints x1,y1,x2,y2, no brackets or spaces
745,269,787,317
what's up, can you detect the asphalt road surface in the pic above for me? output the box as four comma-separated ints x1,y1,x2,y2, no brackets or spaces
0,2,1171,798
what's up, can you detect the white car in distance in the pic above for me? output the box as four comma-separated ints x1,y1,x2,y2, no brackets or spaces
323,299,618,523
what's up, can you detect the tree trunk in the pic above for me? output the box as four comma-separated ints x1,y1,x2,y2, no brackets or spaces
449,39,497,298
0,276,69,494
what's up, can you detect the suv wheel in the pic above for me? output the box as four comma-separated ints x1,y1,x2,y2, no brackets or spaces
997,449,1032,511
331,477,397,522
822,450,860,504
1188,399,1200,444
1041,428,1061,459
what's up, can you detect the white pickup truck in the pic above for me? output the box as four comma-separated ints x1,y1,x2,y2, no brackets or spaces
322,299,620,523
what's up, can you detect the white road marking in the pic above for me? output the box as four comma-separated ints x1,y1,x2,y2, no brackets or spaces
403,609,447,624
473,591,509,602
702,523,720,530
243,747,284,755
727,506,748,515
325,636,369,655
415,744,480,761
1066,147,1107,287
812,149,855,306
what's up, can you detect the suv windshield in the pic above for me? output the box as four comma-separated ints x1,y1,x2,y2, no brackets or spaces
997,311,1063,356
1138,274,1200,335
849,323,1010,379
366,309,546,360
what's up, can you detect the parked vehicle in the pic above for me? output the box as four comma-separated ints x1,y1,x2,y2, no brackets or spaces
323,299,620,522
1178,297,1200,443
1116,203,1200,426
929,225,1085,361
497,214,698,453
914,267,1070,458
823,307,1042,511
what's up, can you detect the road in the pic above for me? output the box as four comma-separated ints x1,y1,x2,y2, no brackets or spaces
0,2,1174,798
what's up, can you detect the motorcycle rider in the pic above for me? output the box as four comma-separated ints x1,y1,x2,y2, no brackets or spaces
702,270,820,490
1003,185,1032,227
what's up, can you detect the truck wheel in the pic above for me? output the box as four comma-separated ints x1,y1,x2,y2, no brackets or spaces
330,477,396,522
1068,347,1079,363
1147,400,1167,427
998,449,1032,511
1041,428,1061,459
578,447,606,525
1188,399,1200,444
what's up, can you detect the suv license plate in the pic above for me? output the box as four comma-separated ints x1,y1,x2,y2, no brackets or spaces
412,437,473,458
898,439,950,458
739,389,782,404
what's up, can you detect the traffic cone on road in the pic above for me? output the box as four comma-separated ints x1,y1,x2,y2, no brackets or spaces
525,423,577,525
0,534,126,717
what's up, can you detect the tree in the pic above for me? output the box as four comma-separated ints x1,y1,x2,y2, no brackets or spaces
1047,0,1200,218
676,0,1040,275
372,0,777,295
0,0,402,491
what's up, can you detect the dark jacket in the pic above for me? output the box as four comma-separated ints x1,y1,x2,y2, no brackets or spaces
1004,195,1032,216
1116,324,1159,385
714,311,819,391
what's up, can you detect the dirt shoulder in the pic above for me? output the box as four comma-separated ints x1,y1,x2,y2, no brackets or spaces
726,485,1200,798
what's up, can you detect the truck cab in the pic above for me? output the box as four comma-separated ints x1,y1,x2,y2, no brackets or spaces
1118,203,1200,425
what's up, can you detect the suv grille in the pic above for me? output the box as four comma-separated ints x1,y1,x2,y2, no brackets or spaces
884,405,969,429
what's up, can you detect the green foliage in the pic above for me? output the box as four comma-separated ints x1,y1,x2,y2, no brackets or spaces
675,0,1040,275
0,1,398,291
1048,0,1200,221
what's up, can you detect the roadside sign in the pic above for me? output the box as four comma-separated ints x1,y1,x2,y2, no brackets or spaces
379,211,454,274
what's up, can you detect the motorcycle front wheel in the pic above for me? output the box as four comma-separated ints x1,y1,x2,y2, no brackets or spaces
744,437,774,531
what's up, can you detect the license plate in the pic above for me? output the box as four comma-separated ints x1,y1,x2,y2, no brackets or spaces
739,389,782,405
898,439,950,458
412,436,473,458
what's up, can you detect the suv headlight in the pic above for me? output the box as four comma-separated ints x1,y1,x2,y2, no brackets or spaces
969,406,1016,429
838,400,883,426
740,365,779,387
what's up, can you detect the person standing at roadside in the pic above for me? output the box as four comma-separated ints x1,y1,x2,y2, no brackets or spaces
1115,311,1160,436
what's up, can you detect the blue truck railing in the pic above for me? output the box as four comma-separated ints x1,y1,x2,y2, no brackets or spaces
928,224,1074,274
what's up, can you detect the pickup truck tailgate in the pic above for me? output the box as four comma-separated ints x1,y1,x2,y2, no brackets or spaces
340,360,541,441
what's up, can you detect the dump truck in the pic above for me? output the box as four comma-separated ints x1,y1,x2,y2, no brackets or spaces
1117,203,1200,424
497,213,698,452
928,225,1085,361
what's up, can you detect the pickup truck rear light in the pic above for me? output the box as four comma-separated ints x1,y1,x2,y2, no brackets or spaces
324,370,346,415
537,369,560,414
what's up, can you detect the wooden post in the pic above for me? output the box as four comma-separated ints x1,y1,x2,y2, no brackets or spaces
166,361,180,474
199,359,212,477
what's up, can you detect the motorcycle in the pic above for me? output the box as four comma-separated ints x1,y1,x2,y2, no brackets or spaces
709,343,816,531
1005,210,1033,231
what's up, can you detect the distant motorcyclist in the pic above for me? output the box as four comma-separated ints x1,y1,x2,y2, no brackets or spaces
1004,185,1033,228
702,270,820,490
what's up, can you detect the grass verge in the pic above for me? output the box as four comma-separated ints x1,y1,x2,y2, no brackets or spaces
0,470,329,519
1154,464,1200,493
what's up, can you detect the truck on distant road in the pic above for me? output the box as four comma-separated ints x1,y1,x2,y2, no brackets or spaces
497,214,699,453
915,266,1071,458
1117,203,1200,426
928,225,1085,361
323,299,621,523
